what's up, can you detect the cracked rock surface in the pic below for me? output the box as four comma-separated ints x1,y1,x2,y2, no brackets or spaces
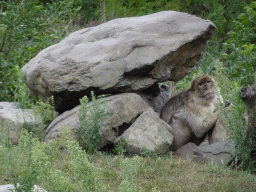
115,108,173,155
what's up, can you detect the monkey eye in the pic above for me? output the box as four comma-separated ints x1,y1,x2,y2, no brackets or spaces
199,82,204,86
207,81,211,83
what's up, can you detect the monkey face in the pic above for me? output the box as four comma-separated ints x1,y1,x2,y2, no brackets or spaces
198,80,215,100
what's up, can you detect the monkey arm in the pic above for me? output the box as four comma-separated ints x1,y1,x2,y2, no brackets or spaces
190,112,218,138
175,110,218,138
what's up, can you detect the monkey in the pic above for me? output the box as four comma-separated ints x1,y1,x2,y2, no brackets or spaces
160,74,219,150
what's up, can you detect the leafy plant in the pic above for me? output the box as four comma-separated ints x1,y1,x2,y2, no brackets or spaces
74,0,100,24
221,2,256,87
76,91,109,153
215,60,255,172
113,138,127,155
119,156,141,192
140,146,156,158
0,0,80,102
0,124,105,191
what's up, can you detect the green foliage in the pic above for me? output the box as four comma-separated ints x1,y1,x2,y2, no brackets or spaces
76,91,109,153
0,0,80,102
61,125,105,192
186,0,249,40
221,2,256,87
103,0,249,41
119,156,141,192
215,60,255,172
104,0,182,19
12,66,36,109
32,96,56,123
113,138,127,155
140,146,156,158
30,96,56,141
74,0,100,24
0,125,105,191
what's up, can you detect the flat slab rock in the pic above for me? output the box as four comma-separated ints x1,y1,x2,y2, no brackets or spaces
192,141,234,165
22,11,216,113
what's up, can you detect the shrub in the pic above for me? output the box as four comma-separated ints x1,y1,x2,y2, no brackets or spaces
119,156,141,192
221,2,256,87
0,124,105,191
76,91,109,153
0,0,80,102
215,60,255,172
113,138,127,155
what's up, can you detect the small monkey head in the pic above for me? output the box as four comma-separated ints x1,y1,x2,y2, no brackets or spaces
191,75,215,101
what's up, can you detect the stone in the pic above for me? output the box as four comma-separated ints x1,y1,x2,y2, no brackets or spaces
115,108,173,155
192,141,234,165
0,102,43,144
0,102,19,109
44,93,151,149
173,142,198,159
153,89,170,116
209,119,229,144
22,11,216,113
0,184,47,192
137,83,170,116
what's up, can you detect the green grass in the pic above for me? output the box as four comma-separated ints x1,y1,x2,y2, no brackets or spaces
1,128,256,192
89,153,256,192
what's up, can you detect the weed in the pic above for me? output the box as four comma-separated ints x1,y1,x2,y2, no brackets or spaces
140,146,156,158
215,59,255,172
76,91,109,153
113,138,127,155
119,156,141,192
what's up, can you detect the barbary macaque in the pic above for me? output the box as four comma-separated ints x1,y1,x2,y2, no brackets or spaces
160,74,219,150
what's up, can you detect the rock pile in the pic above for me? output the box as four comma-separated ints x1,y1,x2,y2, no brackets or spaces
7,10,232,163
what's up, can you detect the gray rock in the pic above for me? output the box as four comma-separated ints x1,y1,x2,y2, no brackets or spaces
0,102,19,109
153,91,170,116
192,141,234,165
44,93,151,149
209,119,229,144
0,184,47,192
115,108,173,155
0,102,42,144
22,11,216,113
173,142,198,159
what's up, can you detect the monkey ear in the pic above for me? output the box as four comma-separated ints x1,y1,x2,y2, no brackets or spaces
191,78,198,90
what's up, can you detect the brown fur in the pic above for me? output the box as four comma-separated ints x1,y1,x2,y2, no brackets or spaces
160,74,218,150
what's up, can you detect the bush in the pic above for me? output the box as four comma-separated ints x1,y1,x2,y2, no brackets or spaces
0,125,105,191
221,2,256,87
76,91,109,153
215,60,255,172
119,156,141,192
0,0,80,102
113,138,127,155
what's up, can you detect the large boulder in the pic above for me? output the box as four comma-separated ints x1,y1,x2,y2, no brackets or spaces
115,108,173,155
0,102,42,144
44,93,151,148
22,11,216,113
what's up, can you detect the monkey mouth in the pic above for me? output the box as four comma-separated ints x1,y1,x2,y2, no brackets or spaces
203,92,214,98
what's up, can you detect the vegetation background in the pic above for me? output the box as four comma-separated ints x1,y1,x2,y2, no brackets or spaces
1,0,256,191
